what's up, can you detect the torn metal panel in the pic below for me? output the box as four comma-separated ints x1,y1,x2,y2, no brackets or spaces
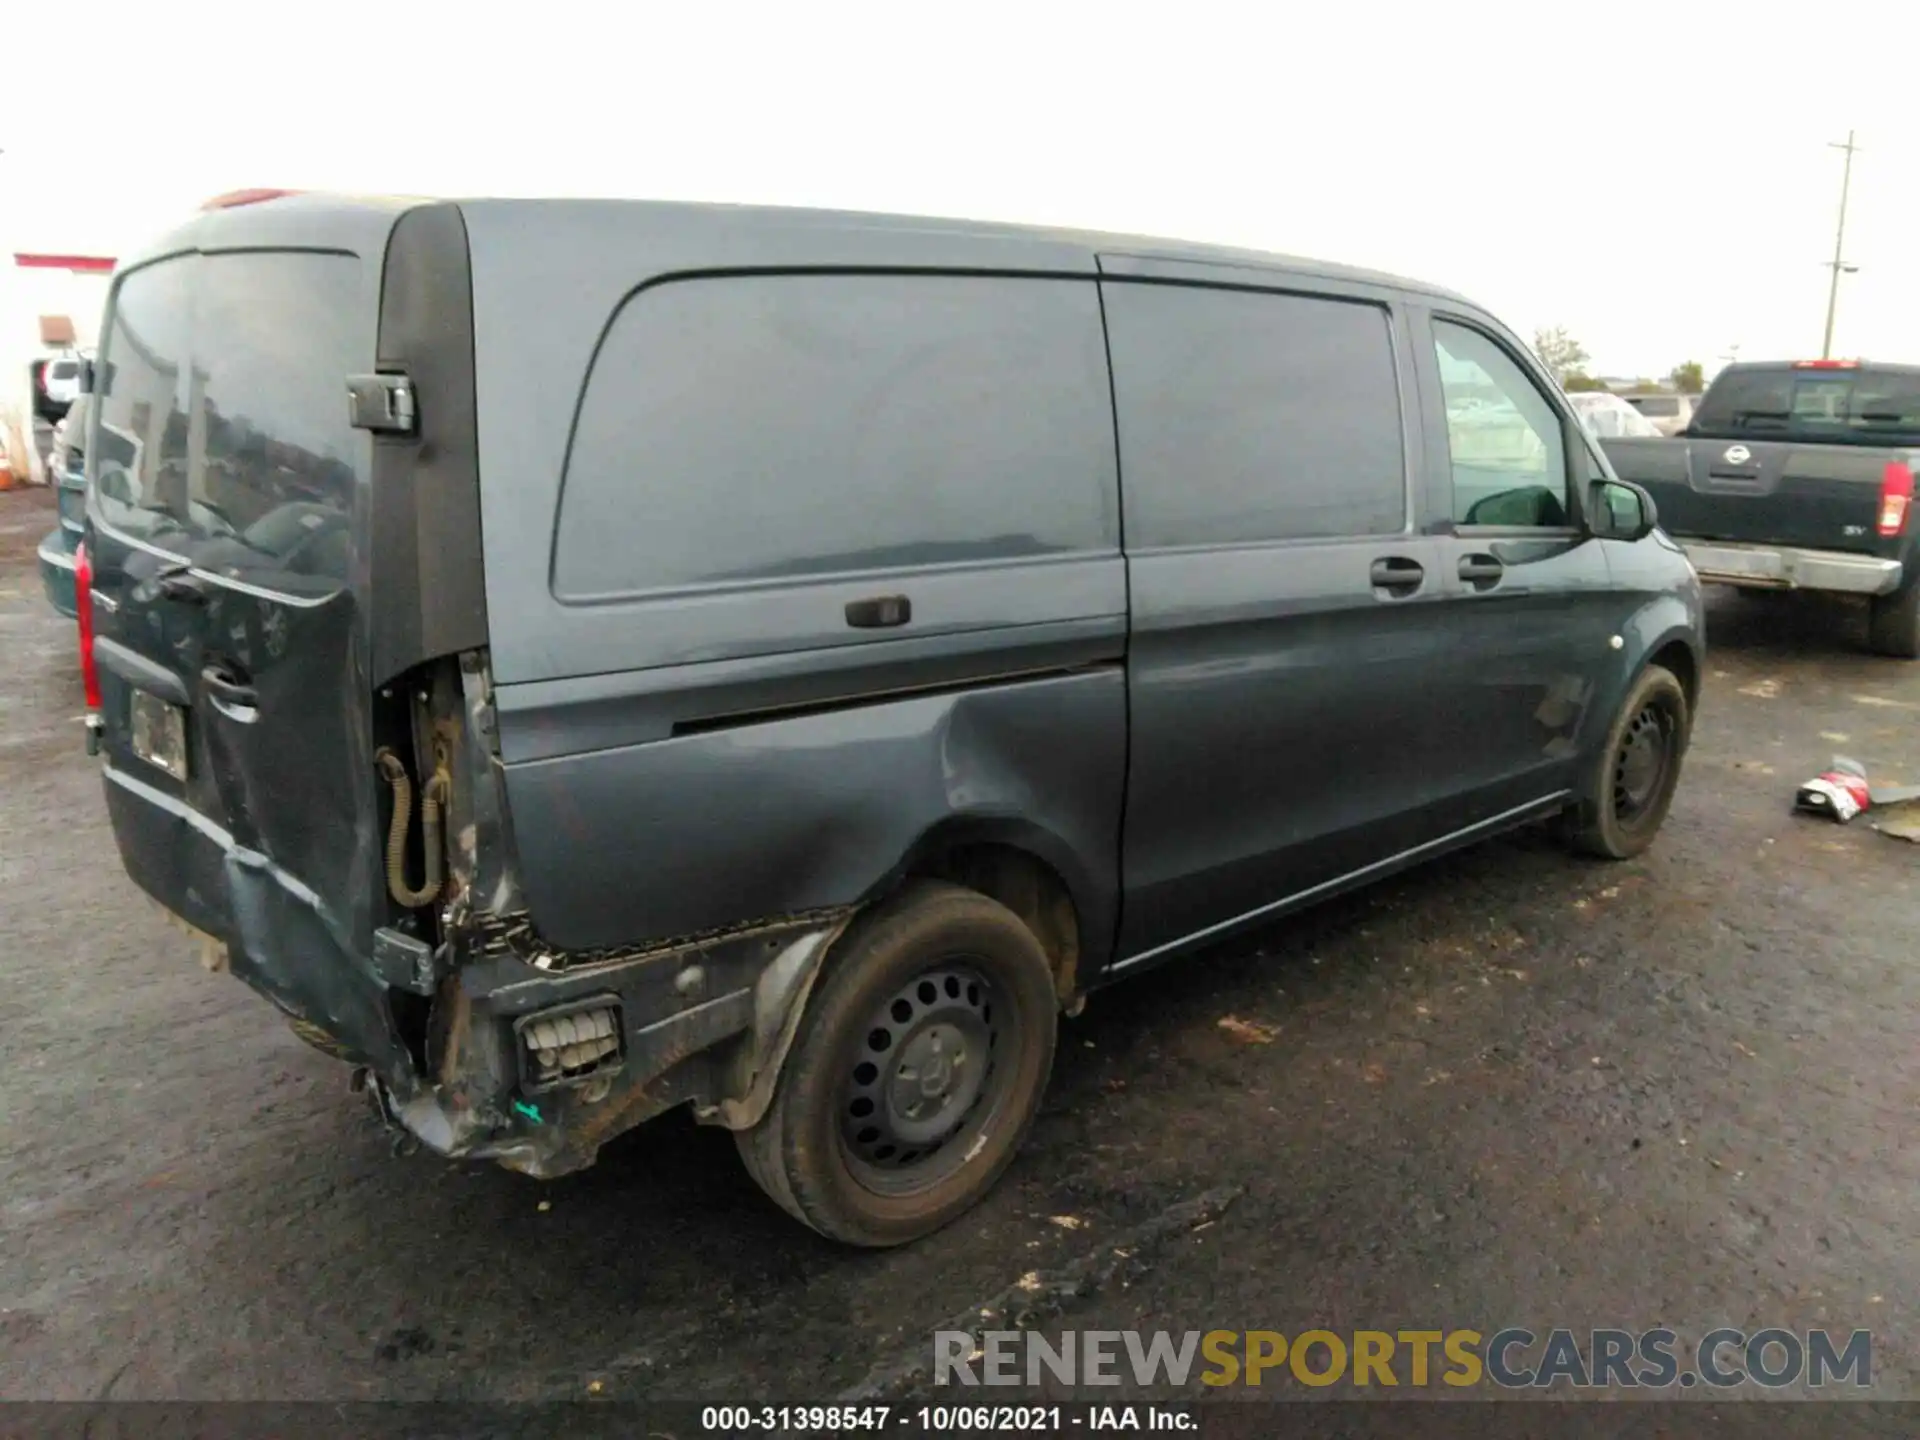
352,906,860,1175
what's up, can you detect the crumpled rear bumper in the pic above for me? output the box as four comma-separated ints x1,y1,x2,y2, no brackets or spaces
105,756,851,1176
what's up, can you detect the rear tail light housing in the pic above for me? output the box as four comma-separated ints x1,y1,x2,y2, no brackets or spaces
514,998,625,1094
1794,359,1860,369
74,542,101,709
1878,461,1914,537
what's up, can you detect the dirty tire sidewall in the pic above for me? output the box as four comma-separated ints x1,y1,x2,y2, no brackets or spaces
768,881,1057,1248
1868,578,1920,659
1574,664,1690,861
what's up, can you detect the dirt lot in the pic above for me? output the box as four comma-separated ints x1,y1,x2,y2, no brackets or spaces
1,483,1915,1405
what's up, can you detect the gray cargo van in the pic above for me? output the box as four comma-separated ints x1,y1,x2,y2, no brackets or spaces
80,192,1703,1245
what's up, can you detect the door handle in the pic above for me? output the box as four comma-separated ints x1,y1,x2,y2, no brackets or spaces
1458,553,1505,591
845,594,912,629
201,662,258,714
1369,556,1425,599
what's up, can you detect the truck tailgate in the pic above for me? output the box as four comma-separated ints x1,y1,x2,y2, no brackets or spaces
1601,436,1912,561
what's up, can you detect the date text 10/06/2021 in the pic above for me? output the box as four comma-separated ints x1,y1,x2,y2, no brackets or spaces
700,1406,1193,1432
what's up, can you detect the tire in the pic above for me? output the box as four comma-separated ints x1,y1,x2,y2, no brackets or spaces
734,880,1058,1247
1868,579,1920,659
1565,664,1690,860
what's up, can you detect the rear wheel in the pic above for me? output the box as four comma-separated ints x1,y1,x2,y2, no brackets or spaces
735,881,1058,1247
1565,664,1690,860
1868,579,1920,659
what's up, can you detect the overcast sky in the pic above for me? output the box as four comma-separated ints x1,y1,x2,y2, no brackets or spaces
9,0,1918,379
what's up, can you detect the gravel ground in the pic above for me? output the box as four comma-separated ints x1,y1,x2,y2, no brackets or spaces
1,485,1914,1409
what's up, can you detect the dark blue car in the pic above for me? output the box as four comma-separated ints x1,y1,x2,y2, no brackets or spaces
36,394,88,618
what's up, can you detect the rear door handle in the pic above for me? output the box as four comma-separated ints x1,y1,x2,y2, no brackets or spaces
153,564,213,606
1458,553,1505,591
845,594,912,629
201,663,258,714
1369,556,1425,599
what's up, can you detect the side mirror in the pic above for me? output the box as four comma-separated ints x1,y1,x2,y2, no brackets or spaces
1589,478,1658,542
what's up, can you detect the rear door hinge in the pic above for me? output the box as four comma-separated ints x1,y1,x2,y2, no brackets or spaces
347,373,417,435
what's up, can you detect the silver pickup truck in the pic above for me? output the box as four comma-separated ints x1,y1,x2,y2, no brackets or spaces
1599,359,1920,656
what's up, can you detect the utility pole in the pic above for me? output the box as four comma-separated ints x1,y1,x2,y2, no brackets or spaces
1821,131,1861,360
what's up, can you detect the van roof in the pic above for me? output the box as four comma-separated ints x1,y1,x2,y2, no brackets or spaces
126,191,1479,310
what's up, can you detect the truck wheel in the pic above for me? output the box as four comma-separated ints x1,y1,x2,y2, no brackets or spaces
1868,580,1920,659
1565,664,1690,860
735,880,1058,1247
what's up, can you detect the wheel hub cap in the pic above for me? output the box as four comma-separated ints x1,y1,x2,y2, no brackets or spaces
1615,705,1668,815
841,965,1001,1173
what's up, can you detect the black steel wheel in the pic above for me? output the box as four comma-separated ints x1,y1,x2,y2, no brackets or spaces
839,962,1014,1192
735,881,1058,1247
1611,700,1676,826
1567,663,1690,860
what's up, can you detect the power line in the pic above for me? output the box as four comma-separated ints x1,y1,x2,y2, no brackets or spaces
1821,131,1861,360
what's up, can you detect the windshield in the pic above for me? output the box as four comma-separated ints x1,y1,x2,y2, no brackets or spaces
1689,365,1920,446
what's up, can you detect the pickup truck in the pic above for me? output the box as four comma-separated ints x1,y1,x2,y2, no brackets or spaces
1598,359,1920,657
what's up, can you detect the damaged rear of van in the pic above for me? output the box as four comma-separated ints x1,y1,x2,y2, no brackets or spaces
83,192,1121,1247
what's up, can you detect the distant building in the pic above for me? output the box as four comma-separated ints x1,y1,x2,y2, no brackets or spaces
4,252,115,482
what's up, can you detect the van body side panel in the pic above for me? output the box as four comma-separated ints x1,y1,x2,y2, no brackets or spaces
458,201,1103,687
503,667,1126,961
458,207,1124,958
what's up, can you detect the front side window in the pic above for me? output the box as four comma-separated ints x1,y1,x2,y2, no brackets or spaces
1434,320,1570,528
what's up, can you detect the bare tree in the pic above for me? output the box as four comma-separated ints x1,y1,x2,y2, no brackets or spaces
1532,327,1591,385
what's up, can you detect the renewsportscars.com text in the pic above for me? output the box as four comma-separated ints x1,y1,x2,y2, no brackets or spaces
935,1327,1872,1390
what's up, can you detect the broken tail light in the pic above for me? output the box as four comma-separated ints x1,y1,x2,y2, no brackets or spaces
74,542,101,709
1878,461,1914,537
514,998,625,1094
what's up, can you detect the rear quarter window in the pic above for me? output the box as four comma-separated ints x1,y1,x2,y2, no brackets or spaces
1100,282,1406,548
553,273,1118,600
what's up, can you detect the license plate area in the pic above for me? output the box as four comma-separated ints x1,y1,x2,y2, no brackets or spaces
130,689,189,780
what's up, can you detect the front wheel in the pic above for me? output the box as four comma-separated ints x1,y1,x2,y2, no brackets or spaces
735,880,1059,1247
1564,664,1690,860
